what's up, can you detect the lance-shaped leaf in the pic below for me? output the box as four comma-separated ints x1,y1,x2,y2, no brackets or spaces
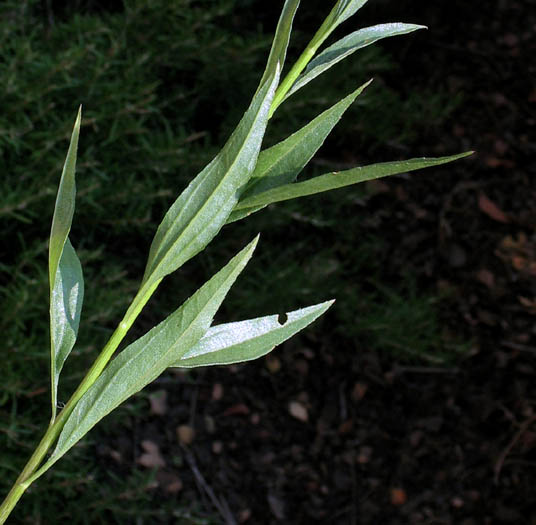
50,240,84,415
172,300,334,368
49,108,84,420
268,0,370,116
233,152,473,211
141,0,299,289
284,23,426,102
333,0,369,26
228,80,372,224
49,108,81,289
141,72,278,289
36,237,258,476
258,0,300,90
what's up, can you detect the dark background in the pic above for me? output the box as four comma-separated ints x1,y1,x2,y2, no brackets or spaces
1,0,535,523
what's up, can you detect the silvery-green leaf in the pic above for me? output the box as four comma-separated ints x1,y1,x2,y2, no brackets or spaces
333,0,369,26
50,239,84,416
268,0,373,115
49,107,81,289
227,80,372,223
173,301,333,368
39,237,258,474
49,108,83,419
141,72,278,290
233,152,473,211
140,0,300,289
285,23,426,101
258,0,300,89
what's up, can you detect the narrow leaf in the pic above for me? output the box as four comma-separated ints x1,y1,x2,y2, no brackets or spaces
141,70,279,289
41,237,259,474
227,80,372,223
49,107,83,419
49,107,81,289
233,152,474,211
333,0,369,27
50,239,84,415
141,0,299,288
258,0,300,89
285,23,425,102
172,300,334,368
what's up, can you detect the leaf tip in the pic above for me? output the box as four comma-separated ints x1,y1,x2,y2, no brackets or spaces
75,105,82,127
313,298,335,318
243,234,261,258
349,78,374,102
457,150,475,160
315,299,336,315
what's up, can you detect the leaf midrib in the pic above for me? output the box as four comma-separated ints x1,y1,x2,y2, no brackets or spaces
185,314,311,359
56,260,244,454
146,76,277,284
249,86,362,196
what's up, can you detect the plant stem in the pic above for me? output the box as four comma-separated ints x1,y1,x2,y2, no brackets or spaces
0,279,161,522
269,1,340,117
0,419,63,523
1,3,352,519
60,278,161,415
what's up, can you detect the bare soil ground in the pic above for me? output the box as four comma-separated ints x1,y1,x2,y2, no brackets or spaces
97,1,536,523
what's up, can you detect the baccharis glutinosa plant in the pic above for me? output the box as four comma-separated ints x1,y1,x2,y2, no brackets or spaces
0,0,472,520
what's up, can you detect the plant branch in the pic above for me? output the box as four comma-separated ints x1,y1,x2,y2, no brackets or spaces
0,279,161,521
269,1,340,117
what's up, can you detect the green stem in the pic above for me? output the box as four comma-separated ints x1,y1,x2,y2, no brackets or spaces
0,278,161,523
62,278,161,413
1,3,352,519
0,418,65,524
269,1,341,118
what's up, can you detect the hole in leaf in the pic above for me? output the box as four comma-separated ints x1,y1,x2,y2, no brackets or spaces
277,312,288,325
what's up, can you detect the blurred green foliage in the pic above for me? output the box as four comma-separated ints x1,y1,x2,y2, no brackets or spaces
0,0,464,522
